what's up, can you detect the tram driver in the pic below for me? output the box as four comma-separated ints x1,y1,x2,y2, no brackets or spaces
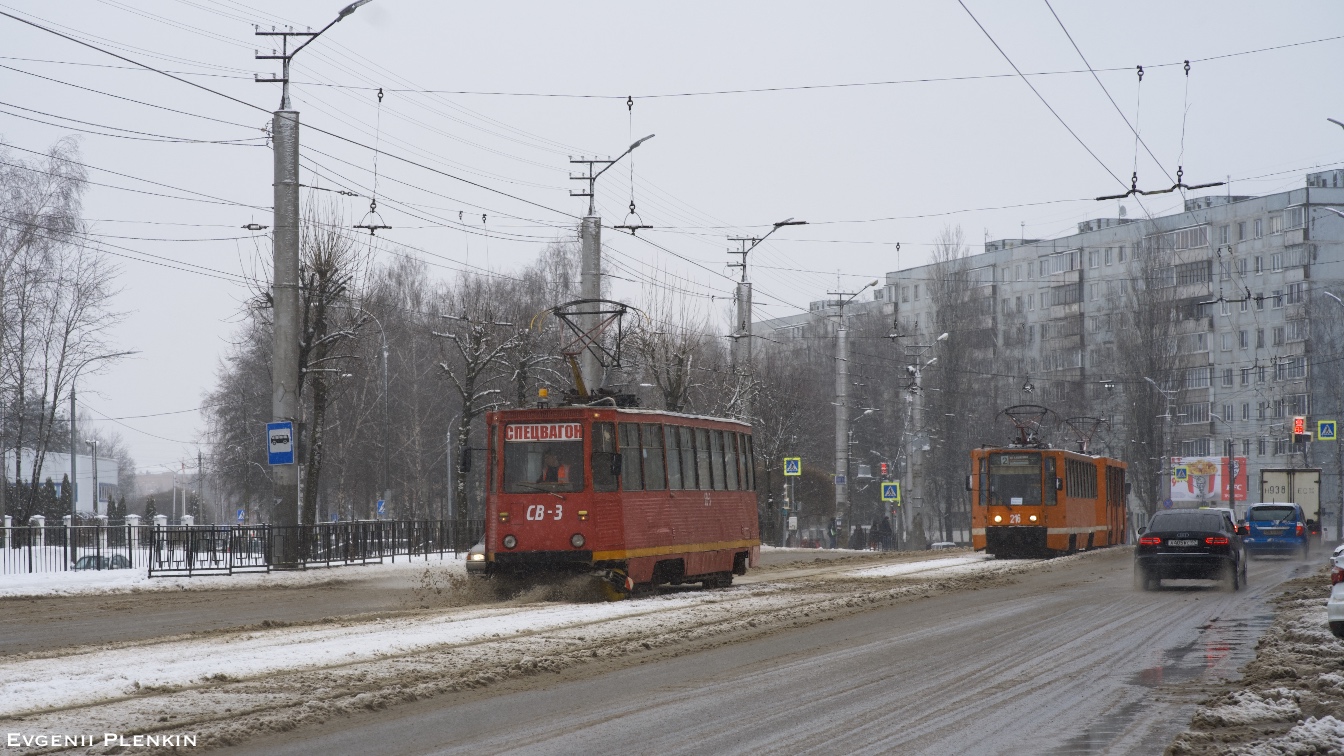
538,451,569,484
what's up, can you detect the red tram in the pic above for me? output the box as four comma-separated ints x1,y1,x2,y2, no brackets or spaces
480,405,760,593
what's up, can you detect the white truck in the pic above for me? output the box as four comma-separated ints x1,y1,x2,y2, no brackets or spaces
1256,468,1322,534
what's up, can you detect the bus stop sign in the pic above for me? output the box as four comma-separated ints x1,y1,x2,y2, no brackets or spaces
267,421,295,465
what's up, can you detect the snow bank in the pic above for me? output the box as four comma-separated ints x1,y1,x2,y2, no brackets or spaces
1192,689,1302,728
1245,716,1344,755
0,554,464,599
844,555,990,578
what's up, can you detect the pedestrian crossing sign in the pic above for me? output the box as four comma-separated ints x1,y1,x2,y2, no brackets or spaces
881,482,901,502
1318,420,1337,441
783,457,801,476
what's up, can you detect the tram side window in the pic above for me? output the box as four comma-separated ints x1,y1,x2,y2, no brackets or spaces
642,424,667,490
723,432,739,490
1044,457,1057,505
681,426,699,489
709,431,727,490
747,435,758,490
591,422,618,492
978,456,988,506
619,423,644,490
739,434,752,490
694,428,712,490
488,423,497,493
664,425,683,489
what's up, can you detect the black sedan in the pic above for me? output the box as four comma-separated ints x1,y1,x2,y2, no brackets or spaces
1134,509,1246,591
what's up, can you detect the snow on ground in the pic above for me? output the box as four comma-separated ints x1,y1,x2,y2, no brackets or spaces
0,553,1010,720
844,555,991,578
1191,689,1302,728
0,554,464,598
1246,716,1344,756
0,587,729,717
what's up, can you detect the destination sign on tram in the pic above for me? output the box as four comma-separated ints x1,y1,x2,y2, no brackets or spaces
504,423,583,442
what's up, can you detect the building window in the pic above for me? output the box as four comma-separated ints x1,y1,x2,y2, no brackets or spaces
1219,225,1230,244
1220,299,1231,316
1290,393,1309,415
913,285,919,301
1028,293,1034,310
1257,365,1267,383
1287,282,1304,305
1118,245,1127,262
1286,206,1305,229
1238,330,1249,349
1255,256,1263,274
1105,248,1113,265
1180,438,1212,456
1089,250,1099,268
1272,290,1283,308
1242,439,1250,456
1277,356,1307,380
1255,292,1265,311
1273,399,1284,419
1288,319,1308,341
1257,438,1267,456
1256,328,1265,348
1257,401,1267,420
1274,438,1289,456
1221,403,1233,422
1269,214,1283,234
1221,333,1233,351
1236,258,1248,277
1238,222,1247,241
1014,265,1021,281
1271,253,1283,271
1254,218,1263,238
1241,402,1250,421
1218,260,1231,281
1241,367,1250,385
901,286,909,303
1273,326,1285,346
1185,367,1212,389
1175,260,1213,286
1221,367,1233,386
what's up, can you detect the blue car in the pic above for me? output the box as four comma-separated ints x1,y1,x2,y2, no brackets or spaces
1242,503,1310,559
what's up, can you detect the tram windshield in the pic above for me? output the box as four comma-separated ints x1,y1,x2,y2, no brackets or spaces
503,422,585,493
987,452,1041,506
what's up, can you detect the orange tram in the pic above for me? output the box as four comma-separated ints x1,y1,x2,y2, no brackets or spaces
480,405,760,594
969,446,1128,558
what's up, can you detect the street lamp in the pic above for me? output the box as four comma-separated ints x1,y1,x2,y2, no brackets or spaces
68,351,136,517
85,440,98,517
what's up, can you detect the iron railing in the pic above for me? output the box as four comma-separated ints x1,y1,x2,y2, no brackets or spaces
0,519,484,577
146,520,485,577
1,523,147,575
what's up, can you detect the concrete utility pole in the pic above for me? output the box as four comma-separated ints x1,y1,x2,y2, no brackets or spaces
901,333,948,546
86,440,98,516
255,0,371,529
568,135,654,393
727,218,806,421
828,281,879,546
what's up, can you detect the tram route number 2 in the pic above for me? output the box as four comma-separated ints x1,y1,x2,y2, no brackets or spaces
525,504,563,521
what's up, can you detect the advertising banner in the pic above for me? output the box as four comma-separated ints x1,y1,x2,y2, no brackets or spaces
1169,456,1248,502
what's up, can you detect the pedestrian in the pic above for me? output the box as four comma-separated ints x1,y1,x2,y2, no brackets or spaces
879,516,895,551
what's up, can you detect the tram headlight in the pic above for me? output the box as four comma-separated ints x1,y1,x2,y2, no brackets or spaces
570,533,586,549
502,534,517,549
993,515,1003,523
1029,515,1038,522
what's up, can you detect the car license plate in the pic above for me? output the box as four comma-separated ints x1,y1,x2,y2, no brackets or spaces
1167,539,1198,547
1261,528,1284,536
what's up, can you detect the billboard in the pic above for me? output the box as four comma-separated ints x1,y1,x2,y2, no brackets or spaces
1169,456,1248,502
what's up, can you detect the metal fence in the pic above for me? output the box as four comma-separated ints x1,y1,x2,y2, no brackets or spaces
1,523,148,575
147,519,485,577
0,519,484,577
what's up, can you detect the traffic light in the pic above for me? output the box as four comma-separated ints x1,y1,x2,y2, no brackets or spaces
1293,415,1311,444
880,462,889,478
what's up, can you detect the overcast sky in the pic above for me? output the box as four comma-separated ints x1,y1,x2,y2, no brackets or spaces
2,1,1342,474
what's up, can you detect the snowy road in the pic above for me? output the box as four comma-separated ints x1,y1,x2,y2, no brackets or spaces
219,549,1319,756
